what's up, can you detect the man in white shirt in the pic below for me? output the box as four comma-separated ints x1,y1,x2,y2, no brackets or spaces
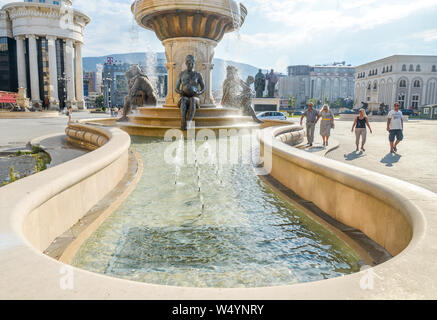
387,102,404,153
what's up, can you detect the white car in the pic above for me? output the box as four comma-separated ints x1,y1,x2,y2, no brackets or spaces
257,111,287,121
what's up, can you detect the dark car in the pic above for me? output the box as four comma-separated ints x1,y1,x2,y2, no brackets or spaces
341,109,357,115
293,111,304,116
400,109,414,116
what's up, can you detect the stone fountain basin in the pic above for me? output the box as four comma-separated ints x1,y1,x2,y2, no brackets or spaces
1,120,436,298
132,0,247,41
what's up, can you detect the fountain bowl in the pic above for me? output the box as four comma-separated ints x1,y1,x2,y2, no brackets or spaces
132,0,247,42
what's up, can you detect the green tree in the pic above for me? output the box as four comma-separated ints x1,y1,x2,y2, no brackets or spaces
288,95,296,110
306,98,319,107
95,95,104,109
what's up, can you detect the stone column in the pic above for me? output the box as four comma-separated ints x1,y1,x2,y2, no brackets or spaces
64,39,76,109
47,36,59,110
15,36,27,91
162,37,218,108
28,35,41,106
74,42,85,109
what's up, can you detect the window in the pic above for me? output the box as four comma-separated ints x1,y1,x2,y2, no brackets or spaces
413,80,421,88
390,66,393,72
373,82,377,90
412,95,420,109
398,94,406,109
409,64,414,71
399,80,407,88
402,64,407,71
432,65,437,72
416,65,421,72
424,108,429,115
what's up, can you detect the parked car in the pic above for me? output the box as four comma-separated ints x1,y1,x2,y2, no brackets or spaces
293,111,304,116
341,109,358,115
257,111,288,121
400,109,415,116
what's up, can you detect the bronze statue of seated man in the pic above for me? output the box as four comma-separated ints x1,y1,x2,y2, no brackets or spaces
175,55,205,131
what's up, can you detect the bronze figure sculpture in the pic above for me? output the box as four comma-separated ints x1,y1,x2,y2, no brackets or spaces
118,65,157,122
239,76,263,123
175,55,205,131
266,69,279,98
254,69,266,98
221,66,262,123
221,66,240,108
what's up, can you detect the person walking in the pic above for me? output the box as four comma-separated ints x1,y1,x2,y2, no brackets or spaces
351,109,373,152
387,102,404,153
300,102,319,147
319,104,335,147
66,106,73,124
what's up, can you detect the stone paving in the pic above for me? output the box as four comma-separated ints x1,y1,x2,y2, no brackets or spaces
326,119,437,193
0,112,112,185
0,112,112,152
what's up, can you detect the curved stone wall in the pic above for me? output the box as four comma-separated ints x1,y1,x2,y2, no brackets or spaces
0,123,436,299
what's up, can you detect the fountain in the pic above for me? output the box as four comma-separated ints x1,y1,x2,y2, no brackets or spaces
116,0,257,136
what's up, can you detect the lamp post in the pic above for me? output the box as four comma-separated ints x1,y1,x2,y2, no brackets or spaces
103,72,114,110
57,72,71,111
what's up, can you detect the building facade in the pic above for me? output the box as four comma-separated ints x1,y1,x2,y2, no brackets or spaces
0,0,90,110
354,55,437,110
279,63,355,108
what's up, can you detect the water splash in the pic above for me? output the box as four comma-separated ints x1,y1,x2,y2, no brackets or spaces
129,0,140,45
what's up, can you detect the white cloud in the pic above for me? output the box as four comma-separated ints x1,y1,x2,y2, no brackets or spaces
414,29,437,42
249,0,437,34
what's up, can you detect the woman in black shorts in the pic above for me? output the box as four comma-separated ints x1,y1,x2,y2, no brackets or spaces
351,109,373,152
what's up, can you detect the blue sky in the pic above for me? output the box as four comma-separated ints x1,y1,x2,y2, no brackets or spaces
2,0,437,72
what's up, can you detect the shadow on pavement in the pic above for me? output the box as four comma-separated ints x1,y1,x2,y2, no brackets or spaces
380,153,402,167
344,151,366,161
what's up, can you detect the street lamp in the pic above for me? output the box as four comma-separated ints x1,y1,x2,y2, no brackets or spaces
57,72,71,111
103,72,114,109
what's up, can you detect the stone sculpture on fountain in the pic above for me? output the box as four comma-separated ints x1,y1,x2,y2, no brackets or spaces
221,66,263,123
118,65,157,122
175,55,205,131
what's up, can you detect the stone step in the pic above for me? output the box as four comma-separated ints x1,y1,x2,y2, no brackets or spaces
117,122,261,137
137,107,242,118
129,115,254,127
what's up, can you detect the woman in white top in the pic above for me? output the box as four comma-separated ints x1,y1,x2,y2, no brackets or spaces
319,104,335,147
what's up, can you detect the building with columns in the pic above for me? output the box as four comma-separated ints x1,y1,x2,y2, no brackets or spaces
354,55,437,111
279,62,355,108
0,0,90,110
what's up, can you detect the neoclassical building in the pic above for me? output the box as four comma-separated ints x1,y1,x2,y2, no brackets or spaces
279,63,355,108
354,55,437,110
0,0,90,110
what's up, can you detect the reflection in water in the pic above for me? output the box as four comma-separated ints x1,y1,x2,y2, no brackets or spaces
72,136,361,288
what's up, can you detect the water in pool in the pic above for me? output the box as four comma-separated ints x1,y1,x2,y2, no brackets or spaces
72,136,361,288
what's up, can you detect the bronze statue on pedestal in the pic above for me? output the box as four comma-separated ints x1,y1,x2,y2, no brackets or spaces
175,55,205,131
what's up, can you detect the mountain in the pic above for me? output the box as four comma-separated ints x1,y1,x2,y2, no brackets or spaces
83,52,262,91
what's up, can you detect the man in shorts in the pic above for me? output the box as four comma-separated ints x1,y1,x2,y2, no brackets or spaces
387,102,404,153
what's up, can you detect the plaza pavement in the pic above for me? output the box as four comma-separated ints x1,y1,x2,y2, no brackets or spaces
326,119,437,194
0,112,112,152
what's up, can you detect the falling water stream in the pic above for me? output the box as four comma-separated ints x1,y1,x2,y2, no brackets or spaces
72,136,362,288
